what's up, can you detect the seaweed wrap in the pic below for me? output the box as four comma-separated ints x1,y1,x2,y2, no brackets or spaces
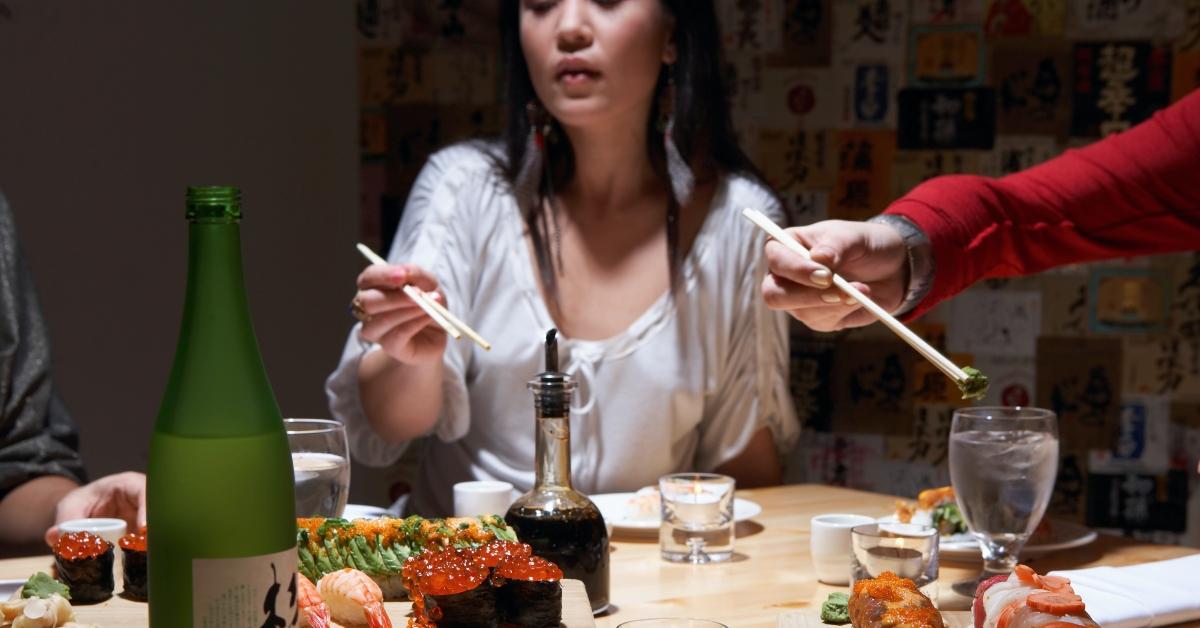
53,531,114,603
404,547,497,628
495,555,562,628
118,528,148,601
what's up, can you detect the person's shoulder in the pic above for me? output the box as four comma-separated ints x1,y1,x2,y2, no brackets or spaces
421,140,507,189
709,172,785,232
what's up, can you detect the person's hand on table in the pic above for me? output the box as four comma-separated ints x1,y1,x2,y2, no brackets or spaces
353,263,449,365
761,220,909,331
45,471,146,546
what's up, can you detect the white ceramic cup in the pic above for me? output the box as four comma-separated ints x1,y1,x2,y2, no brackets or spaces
58,518,127,547
453,480,516,517
811,513,876,585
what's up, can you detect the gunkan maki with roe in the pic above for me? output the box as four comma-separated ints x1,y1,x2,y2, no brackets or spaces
118,527,148,601
404,547,498,628
494,555,562,627
53,531,114,603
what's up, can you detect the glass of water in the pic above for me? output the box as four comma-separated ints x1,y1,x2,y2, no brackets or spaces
850,523,940,602
286,418,351,518
949,407,1058,577
659,473,735,564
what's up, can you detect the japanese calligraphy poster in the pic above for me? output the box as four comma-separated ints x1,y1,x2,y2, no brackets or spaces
832,0,908,62
992,38,1072,137
979,135,1058,177
789,334,836,430
836,61,901,128
1036,336,1123,451
1086,470,1188,532
360,47,435,107
831,339,914,435
357,0,499,48
947,290,1042,357
909,25,985,86
780,0,833,66
1088,267,1171,334
361,109,388,158
428,48,498,105
1048,449,1089,523
898,87,996,149
886,403,956,466
1040,274,1090,335
891,150,980,198
831,130,895,220
785,431,887,488
781,190,830,227
718,0,785,54
1067,0,1183,39
754,67,842,128
911,0,986,25
983,0,1066,36
1089,394,1172,474
758,128,837,191
1072,42,1172,138
1181,0,1200,52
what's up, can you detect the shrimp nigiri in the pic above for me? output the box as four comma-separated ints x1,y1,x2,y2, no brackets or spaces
316,568,393,628
297,573,331,628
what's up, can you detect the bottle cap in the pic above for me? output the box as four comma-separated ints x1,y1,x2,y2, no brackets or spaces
186,186,242,221
528,329,575,416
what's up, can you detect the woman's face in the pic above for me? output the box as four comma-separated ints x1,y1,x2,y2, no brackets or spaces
520,0,676,129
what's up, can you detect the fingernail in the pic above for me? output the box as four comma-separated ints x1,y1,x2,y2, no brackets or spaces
821,292,841,304
844,298,859,306
811,269,832,286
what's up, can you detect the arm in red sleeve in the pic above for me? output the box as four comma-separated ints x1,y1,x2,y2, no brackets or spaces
885,88,1200,319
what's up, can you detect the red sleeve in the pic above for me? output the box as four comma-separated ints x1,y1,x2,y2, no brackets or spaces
885,88,1200,319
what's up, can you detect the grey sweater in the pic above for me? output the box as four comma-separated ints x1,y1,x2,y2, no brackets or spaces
0,192,86,503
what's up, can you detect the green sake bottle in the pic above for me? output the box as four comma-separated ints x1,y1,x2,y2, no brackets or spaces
147,187,297,627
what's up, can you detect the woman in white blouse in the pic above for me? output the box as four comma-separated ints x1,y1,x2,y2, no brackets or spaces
327,0,798,516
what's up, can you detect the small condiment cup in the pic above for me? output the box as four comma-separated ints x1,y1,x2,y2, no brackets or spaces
453,480,516,517
810,513,876,585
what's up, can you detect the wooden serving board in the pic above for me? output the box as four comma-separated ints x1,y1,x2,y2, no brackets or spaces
776,610,971,628
64,579,594,627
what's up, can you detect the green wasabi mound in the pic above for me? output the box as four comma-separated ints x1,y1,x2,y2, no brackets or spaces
958,366,990,401
820,591,851,624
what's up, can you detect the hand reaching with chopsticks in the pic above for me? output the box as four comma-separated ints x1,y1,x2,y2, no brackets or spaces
354,263,450,366
761,220,908,332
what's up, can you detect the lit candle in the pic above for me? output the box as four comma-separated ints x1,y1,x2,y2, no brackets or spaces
668,482,722,525
864,546,924,579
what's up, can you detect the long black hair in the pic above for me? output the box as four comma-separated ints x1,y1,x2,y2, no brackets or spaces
496,0,763,300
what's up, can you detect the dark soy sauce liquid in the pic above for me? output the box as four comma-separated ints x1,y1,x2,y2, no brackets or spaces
506,506,610,613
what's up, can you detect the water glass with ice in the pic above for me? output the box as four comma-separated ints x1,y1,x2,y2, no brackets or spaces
287,418,351,518
659,473,735,564
948,406,1058,577
850,523,940,602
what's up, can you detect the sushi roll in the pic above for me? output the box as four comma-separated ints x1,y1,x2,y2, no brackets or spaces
404,548,497,628
495,555,562,628
53,531,114,604
118,528,147,601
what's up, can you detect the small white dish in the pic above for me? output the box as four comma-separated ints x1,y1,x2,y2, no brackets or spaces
590,492,762,537
58,517,127,546
340,503,393,519
877,515,1098,559
0,578,23,599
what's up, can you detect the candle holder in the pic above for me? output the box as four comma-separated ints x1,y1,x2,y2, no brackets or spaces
658,473,735,564
850,523,940,602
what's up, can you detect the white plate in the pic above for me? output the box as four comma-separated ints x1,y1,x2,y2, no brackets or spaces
590,492,762,536
878,516,1098,559
0,579,23,599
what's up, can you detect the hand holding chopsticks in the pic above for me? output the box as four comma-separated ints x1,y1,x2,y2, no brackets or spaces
741,208,988,400
355,243,492,351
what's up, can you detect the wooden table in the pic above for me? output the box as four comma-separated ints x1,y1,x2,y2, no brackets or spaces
0,484,1194,627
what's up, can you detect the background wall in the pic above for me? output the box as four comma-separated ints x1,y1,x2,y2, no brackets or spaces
355,0,1200,546
0,1,381,498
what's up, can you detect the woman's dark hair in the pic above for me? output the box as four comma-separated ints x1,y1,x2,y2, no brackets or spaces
496,0,764,300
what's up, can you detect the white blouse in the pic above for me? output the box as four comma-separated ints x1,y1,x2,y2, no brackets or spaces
326,142,798,516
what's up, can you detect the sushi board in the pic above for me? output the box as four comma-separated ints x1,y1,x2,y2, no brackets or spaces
776,610,971,627
24,578,594,627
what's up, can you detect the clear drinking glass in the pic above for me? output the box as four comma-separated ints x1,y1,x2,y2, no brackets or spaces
659,473,735,564
949,407,1058,577
286,418,351,518
850,523,940,602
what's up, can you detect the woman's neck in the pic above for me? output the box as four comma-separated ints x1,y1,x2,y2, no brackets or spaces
558,112,662,216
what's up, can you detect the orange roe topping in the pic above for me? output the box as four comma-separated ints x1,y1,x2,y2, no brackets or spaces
118,528,147,552
881,606,941,627
477,540,532,568
495,555,562,582
54,531,112,561
852,571,917,603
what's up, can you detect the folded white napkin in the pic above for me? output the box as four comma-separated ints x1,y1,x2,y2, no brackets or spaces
1049,555,1200,628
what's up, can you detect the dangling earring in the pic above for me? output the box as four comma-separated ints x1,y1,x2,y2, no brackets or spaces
661,65,694,208
514,100,551,216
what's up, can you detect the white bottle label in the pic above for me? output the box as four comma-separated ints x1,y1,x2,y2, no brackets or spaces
193,547,298,627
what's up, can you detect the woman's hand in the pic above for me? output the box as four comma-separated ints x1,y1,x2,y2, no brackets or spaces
354,263,450,365
45,472,145,546
761,220,908,332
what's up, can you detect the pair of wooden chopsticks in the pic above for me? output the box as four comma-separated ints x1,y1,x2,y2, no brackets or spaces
741,208,971,386
355,243,492,351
